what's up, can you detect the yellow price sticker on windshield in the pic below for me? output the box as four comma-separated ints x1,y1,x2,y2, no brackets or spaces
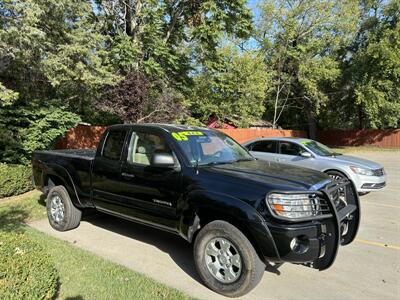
172,131,204,141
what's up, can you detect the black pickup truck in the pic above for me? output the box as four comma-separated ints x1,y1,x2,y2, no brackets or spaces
32,124,360,297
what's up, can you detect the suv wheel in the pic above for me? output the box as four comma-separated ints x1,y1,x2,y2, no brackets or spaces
194,220,265,297
46,185,82,231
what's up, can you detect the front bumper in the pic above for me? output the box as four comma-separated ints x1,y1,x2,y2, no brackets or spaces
351,173,386,193
255,181,360,270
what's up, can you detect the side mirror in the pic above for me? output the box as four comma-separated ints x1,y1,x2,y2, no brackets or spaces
300,151,312,158
151,152,175,167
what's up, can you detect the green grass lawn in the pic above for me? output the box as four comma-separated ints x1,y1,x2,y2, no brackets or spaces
0,191,193,300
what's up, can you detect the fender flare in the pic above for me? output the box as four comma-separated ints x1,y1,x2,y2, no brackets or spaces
41,163,82,207
179,190,281,261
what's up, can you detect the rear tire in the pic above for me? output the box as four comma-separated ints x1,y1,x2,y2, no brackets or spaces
194,220,265,297
46,185,82,231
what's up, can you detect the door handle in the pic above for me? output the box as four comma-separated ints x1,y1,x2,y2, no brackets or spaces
122,172,135,178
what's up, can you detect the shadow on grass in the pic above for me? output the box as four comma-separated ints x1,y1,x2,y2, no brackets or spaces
38,194,47,206
64,296,84,300
0,207,30,233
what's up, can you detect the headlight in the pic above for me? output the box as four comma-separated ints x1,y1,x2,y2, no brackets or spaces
266,193,328,220
350,166,374,176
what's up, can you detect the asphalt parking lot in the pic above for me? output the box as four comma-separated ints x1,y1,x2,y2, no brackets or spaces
31,151,400,300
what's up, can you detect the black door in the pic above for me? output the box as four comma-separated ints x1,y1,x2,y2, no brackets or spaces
91,129,128,211
116,130,182,231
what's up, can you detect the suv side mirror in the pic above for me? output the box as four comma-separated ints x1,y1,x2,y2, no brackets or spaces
151,152,175,167
300,151,312,158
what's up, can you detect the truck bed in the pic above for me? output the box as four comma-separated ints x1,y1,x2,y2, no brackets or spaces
32,149,96,207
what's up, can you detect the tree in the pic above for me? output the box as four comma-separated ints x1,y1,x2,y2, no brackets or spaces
0,0,112,163
257,0,359,137
100,71,187,123
188,45,269,127
0,0,118,111
96,0,253,84
349,0,400,128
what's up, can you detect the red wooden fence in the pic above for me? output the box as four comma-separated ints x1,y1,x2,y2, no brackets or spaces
55,124,400,149
55,125,106,149
316,129,400,148
218,128,307,143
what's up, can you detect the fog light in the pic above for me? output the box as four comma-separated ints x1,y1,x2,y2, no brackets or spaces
290,237,300,252
289,236,309,254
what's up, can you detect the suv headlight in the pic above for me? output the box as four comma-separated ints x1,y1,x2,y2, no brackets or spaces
350,166,374,176
266,193,327,220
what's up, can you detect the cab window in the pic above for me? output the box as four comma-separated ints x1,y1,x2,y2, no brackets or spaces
279,141,305,156
127,132,172,166
102,130,127,160
250,141,277,153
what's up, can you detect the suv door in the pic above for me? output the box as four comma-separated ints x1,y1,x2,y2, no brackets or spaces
278,141,311,165
247,140,278,162
117,129,182,231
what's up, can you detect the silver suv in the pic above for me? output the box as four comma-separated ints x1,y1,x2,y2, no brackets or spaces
243,137,386,194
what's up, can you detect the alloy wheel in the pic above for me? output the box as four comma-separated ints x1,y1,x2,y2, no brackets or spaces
204,237,242,283
50,193,65,223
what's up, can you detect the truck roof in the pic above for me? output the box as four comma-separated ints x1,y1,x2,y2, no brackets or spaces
107,123,213,133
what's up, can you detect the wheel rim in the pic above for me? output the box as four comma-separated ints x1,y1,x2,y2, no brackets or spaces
328,173,343,181
50,193,65,224
204,237,242,283
327,173,347,204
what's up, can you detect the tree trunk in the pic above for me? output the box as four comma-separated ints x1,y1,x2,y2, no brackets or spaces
125,1,132,36
357,105,364,129
307,110,317,140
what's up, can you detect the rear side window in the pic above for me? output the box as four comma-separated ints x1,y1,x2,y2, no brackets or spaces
279,141,304,156
250,141,277,153
102,130,127,160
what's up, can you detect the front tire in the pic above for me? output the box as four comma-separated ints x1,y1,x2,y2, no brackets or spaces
194,220,265,297
46,185,82,231
325,170,347,181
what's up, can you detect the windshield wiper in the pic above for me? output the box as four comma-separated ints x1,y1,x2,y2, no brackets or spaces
233,158,255,162
200,160,236,166
200,157,254,166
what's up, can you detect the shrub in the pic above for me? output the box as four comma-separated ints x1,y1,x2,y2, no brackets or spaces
0,105,81,164
0,164,33,198
0,232,58,299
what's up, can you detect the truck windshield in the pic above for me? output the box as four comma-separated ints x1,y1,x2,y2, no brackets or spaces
171,130,254,166
301,140,342,157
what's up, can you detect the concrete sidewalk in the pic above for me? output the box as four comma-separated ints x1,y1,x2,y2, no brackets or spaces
30,152,400,300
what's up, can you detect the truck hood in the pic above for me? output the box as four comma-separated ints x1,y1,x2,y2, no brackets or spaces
203,159,331,191
322,154,382,169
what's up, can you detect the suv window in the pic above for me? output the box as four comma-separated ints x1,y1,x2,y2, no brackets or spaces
250,141,277,153
127,132,172,166
103,130,127,160
279,141,304,156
